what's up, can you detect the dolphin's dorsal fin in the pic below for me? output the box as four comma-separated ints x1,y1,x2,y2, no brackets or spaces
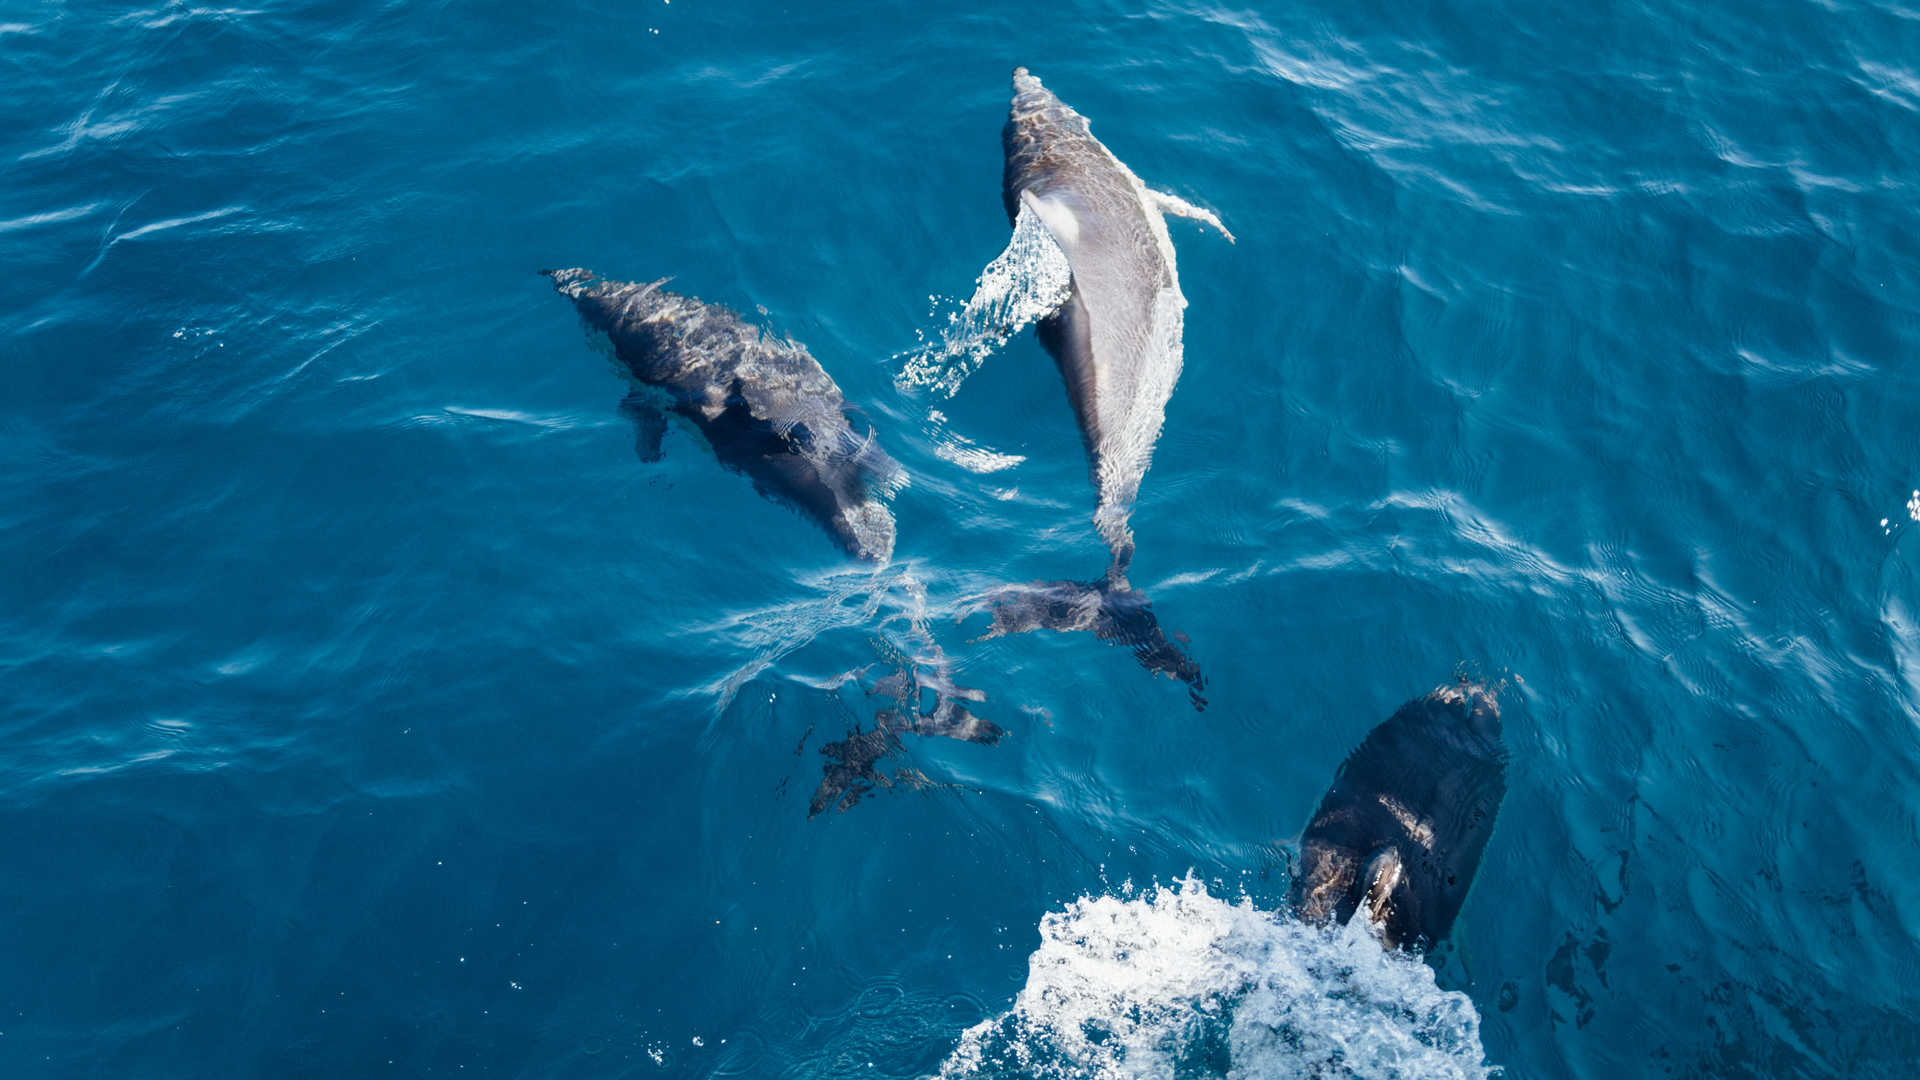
1148,190,1235,243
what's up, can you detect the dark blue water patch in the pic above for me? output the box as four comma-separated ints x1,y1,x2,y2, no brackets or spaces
6,0,1920,1075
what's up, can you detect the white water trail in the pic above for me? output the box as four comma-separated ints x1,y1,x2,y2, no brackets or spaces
937,876,1493,1080
897,202,1073,398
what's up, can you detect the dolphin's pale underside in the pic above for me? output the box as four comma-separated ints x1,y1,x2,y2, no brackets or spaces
1003,65,1233,575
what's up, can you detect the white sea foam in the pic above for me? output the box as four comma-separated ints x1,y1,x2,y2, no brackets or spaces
896,202,1073,398
937,876,1493,1080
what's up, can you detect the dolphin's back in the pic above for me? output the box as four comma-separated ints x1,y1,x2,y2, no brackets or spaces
548,269,843,419
1294,683,1507,950
545,268,898,562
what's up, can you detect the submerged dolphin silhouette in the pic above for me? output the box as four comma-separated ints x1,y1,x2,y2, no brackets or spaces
546,268,1001,810
809,658,1004,816
1292,681,1508,951
544,268,900,562
981,67,1231,708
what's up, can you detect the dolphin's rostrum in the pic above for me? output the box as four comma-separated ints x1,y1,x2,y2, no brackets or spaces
1292,681,1508,951
544,268,900,562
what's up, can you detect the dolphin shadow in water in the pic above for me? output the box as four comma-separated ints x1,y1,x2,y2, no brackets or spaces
809,639,1005,816
1292,680,1509,953
969,67,1229,710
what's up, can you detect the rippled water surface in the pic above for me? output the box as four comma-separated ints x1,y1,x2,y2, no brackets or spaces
6,1,1920,1076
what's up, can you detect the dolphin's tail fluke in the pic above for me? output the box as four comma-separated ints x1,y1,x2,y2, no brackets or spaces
975,578,1206,710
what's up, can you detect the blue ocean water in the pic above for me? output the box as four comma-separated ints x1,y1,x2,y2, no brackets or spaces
6,0,1920,1075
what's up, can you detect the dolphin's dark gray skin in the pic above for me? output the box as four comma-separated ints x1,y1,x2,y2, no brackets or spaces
1292,681,1508,951
544,268,900,562
984,68,1229,707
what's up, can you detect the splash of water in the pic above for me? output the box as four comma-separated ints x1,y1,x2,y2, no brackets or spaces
896,202,1073,398
937,876,1493,1080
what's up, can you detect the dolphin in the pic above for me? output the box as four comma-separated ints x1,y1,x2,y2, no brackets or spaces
544,268,900,562
1292,681,1508,951
546,268,1000,810
1002,66,1232,573
981,67,1231,707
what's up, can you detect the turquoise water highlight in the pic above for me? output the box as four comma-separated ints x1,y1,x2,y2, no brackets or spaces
5,0,1920,1076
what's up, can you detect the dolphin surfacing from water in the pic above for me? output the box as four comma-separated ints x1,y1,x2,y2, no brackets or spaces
1003,66,1232,570
982,68,1231,707
1292,681,1508,952
544,268,900,562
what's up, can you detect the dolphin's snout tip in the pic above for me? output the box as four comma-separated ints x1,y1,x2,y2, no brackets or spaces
541,267,595,291
1467,682,1500,716
1430,679,1501,721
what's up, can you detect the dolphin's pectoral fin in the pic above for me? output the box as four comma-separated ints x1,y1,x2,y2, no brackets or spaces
1149,190,1235,244
1019,189,1083,252
618,391,669,462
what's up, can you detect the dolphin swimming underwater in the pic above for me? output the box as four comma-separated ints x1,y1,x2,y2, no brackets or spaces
981,68,1232,708
1292,681,1508,952
545,268,1002,813
544,268,900,562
